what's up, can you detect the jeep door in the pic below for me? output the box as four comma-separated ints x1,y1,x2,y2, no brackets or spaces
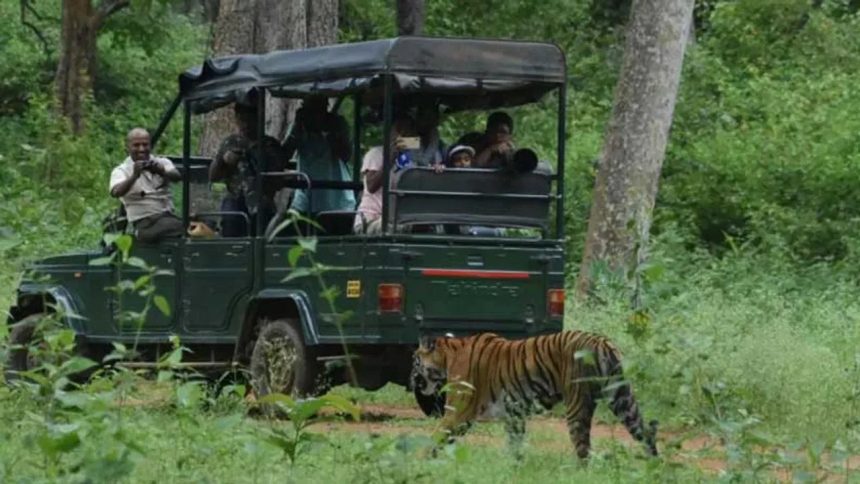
180,237,253,332
114,241,180,333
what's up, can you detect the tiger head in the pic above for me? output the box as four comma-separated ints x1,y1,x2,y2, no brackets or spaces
411,335,449,396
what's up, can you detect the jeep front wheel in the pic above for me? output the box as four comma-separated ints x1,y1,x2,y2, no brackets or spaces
249,319,320,398
4,314,46,382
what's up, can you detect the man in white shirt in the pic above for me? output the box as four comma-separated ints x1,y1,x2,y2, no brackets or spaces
109,128,183,243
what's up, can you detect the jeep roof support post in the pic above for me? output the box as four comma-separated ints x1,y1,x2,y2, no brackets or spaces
352,94,362,183
182,100,191,227
556,83,566,239
255,89,267,238
380,74,394,235
151,93,182,148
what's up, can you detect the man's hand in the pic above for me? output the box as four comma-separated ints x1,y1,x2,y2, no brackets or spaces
132,160,148,177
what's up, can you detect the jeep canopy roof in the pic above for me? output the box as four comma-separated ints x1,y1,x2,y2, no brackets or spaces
179,37,566,113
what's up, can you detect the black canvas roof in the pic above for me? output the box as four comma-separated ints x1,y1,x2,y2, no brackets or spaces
179,37,566,113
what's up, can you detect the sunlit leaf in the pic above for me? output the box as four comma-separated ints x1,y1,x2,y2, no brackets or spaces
153,295,171,317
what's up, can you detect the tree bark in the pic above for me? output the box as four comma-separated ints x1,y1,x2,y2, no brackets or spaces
55,0,129,134
575,0,694,298
199,0,339,155
56,0,96,134
396,0,424,36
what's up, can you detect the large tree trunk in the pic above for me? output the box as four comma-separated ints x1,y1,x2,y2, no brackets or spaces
575,0,694,297
55,0,129,134
56,0,97,134
396,0,424,35
199,0,339,156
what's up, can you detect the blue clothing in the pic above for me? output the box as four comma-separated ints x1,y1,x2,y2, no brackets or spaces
291,131,356,214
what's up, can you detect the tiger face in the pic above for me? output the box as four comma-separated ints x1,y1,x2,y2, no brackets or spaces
412,336,448,396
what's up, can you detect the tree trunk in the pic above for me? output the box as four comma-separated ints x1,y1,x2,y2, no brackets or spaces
55,0,129,134
575,0,694,298
199,0,339,155
396,0,424,36
56,0,97,134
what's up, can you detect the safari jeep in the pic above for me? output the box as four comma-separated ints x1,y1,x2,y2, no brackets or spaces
6,37,566,413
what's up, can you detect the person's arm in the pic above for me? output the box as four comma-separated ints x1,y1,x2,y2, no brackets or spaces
281,109,306,161
209,136,242,182
152,158,181,182
474,146,494,168
110,162,143,198
365,169,384,193
327,115,351,163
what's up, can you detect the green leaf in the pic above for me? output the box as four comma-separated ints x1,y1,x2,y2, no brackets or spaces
37,428,81,456
115,234,133,257
257,392,296,409
574,349,596,366
153,295,171,317
298,237,317,254
126,257,148,269
282,268,315,283
58,356,98,377
288,245,304,267
318,393,361,422
89,256,114,266
176,381,204,409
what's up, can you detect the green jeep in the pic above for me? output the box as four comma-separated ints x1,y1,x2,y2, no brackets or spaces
5,37,567,414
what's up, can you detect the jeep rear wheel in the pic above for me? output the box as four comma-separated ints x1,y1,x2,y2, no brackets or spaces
249,319,321,398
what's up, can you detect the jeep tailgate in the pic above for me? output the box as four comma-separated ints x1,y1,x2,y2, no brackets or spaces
395,242,564,335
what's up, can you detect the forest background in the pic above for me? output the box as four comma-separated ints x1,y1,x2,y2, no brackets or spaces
1,0,860,481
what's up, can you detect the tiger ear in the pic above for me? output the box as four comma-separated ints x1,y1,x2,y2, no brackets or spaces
418,335,436,351
444,332,454,338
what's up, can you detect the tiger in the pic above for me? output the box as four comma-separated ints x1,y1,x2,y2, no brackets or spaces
411,331,658,459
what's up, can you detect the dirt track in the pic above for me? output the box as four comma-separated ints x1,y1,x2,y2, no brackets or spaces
313,403,859,482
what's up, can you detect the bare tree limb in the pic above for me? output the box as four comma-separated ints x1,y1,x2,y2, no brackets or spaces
20,0,52,58
93,0,130,28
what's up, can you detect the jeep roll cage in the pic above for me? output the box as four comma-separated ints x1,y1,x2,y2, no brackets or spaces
150,36,567,238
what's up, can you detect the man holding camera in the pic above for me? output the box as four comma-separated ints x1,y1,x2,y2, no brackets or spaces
109,127,183,243
283,96,355,214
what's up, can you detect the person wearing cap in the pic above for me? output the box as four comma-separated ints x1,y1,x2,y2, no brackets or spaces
474,111,516,168
447,144,475,168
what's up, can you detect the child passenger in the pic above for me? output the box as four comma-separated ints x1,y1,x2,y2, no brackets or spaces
447,145,475,168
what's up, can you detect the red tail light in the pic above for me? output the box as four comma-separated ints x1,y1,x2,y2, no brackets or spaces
548,289,564,318
378,284,404,313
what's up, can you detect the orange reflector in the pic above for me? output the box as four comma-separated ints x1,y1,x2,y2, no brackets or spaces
378,283,404,313
548,289,564,318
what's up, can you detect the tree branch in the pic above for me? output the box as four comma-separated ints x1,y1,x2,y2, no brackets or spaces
94,0,131,29
19,0,51,58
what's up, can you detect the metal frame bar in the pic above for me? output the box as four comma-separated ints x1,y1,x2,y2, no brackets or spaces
255,89,267,237
151,94,182,148
182,101,191,227
389,189,556,201
555,84,566,239
352,94,362,183
380,74,394,234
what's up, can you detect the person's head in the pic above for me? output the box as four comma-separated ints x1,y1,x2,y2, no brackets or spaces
456,131,484,150
126,128,151,161
415,101,440,136
234,102,258,137
392,113,417,139
300,96,329,131
485,111,514,145
447,145,475,168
